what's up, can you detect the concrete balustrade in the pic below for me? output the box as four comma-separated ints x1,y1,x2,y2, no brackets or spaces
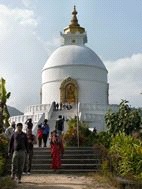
79,103,108,112
24,104,51,115
9,102,117,132
9,113,44,124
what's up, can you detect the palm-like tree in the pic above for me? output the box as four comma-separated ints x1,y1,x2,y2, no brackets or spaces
0,78,11,133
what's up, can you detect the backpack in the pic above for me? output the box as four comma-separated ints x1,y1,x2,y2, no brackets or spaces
42,124,49,135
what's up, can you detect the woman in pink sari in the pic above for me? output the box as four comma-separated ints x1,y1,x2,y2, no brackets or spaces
50,130,63,171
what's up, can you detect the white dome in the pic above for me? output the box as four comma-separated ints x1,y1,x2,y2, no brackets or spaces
43,45,107,70
42,44,108,107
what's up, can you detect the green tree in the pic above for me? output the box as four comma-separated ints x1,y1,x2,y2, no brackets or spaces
0,78,11,133
63,118,93,146
109,132,142,181
105,100,141,135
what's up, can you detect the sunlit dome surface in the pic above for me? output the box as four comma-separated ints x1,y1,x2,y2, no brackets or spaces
43,45,107,70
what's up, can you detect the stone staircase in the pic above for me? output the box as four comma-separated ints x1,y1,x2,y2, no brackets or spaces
47,106,78,133
31,146,102,174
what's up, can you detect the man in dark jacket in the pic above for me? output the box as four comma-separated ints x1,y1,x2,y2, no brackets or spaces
8,123,28,184
55,115,64,136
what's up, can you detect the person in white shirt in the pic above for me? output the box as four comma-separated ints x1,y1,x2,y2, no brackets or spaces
5,121,16,140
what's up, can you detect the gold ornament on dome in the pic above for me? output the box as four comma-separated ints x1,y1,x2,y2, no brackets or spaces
60,77,79,104
64,6,85,34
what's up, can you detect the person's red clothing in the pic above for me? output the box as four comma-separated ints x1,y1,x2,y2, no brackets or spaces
37,128,43,138
50,135,61,170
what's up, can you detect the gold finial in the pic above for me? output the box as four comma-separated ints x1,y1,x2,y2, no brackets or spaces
70,5,80,27
64,6,85,34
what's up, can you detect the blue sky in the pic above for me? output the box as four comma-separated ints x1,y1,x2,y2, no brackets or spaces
0,0,142,111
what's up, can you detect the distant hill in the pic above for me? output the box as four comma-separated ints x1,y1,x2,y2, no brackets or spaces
7,106,23,117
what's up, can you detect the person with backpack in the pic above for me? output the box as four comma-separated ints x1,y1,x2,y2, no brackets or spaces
55,115,64,136
41,119,50,147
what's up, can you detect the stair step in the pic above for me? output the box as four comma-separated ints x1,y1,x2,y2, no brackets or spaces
31,169,100,174
32,159,101,163
33,154,101,159
32,169,99,174
34,147,99,151
32,163,101,169
7,146,103,174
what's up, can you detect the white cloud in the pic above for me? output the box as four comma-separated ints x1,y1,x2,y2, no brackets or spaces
0,5,47,111
22,0,36,8
104,53,142,107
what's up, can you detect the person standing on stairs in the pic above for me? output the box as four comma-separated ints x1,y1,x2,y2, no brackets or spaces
25,118,33,130
55,115,64,136
23,128,37,175
41,119,50,147
37,124,43,147
50,130,62,172
5,121,15,140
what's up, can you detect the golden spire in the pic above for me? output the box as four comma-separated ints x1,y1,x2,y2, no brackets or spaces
64,6,85,34
70,6,80,27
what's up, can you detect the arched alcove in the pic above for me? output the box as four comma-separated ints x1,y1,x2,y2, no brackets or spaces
60,77,79,104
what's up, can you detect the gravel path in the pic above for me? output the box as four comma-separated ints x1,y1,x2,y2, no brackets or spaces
16,173,117,189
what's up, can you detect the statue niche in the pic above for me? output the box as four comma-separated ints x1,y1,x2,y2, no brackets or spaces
60,77,78,104
65,84,75,103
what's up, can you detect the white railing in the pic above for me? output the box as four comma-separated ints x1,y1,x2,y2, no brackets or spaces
32,113,45,136
9,113,44,124
24,104,51,115
79,103,108,112
81,113,105,121
9,113,45,134
46,102,54,120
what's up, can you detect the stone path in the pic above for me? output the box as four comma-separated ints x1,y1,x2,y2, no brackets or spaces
16,174,117,189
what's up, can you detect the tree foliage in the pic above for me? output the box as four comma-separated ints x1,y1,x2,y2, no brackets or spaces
105,100,141,135
63,118,95,146
0,78,11,133
109,132,142,181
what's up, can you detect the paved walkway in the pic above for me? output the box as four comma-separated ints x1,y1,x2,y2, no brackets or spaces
16,173,117,189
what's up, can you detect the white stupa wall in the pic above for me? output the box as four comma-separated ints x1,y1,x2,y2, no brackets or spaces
42,65,108,105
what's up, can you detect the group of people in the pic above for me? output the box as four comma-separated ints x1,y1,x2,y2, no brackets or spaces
5,115,65,184
37,115,65,172
37,119,50,148
5,120,36,184
53,101,72,111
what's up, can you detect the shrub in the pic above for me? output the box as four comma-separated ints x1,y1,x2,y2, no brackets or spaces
93,131,112,149
0,177,16,189
0,133,8,154
105,100,141,136
0,155,6,175
109,132,142,181
63,118,95,146
0,133,8,176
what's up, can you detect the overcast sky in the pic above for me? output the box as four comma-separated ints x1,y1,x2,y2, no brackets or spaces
0,0,142,112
